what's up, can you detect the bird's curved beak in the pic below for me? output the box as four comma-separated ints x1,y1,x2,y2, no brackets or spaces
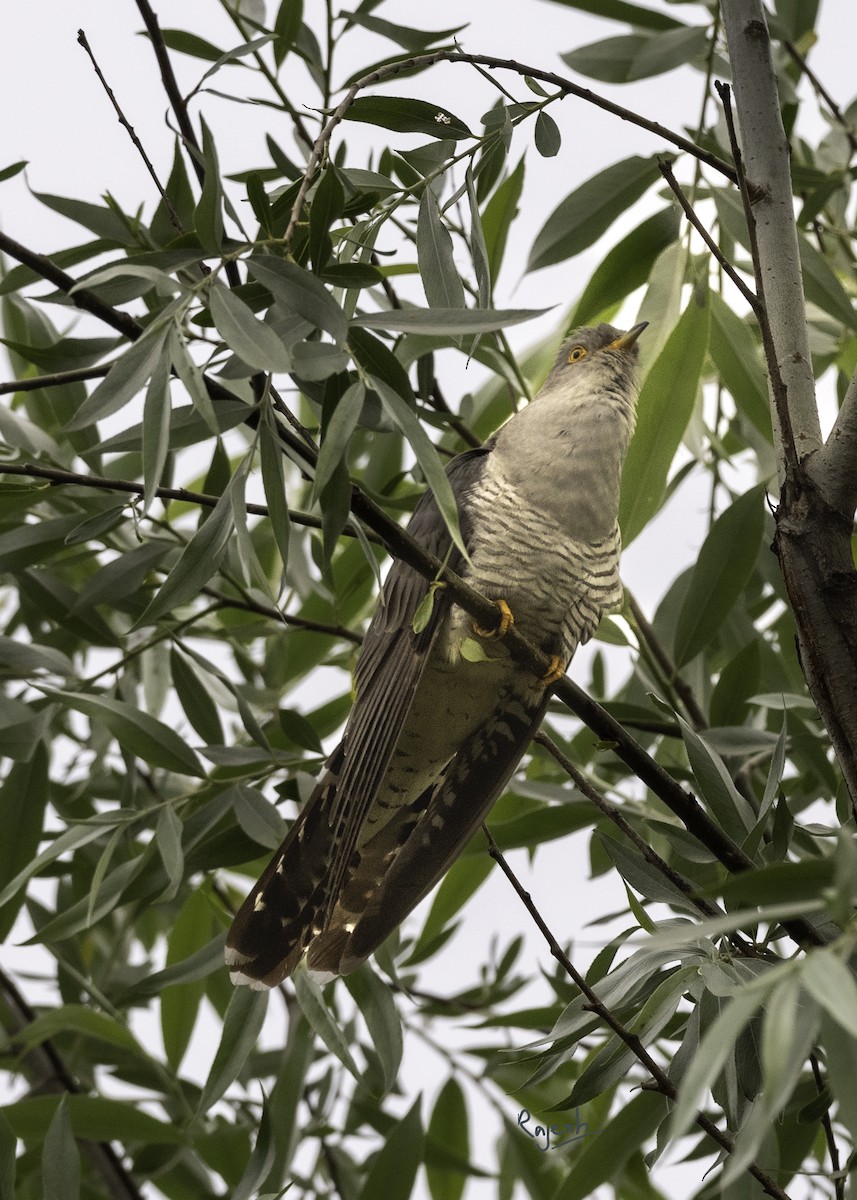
608,321,648,351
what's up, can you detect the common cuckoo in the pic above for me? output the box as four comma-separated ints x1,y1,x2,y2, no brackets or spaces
226,321,646,987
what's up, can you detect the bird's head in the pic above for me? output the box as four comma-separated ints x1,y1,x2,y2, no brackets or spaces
548,321,648,384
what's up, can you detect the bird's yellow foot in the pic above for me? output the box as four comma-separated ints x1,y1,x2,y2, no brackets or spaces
472,598,515,640
538,656,565,688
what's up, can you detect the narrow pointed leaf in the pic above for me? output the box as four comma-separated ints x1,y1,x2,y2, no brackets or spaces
619,288,709,543
527,155,657,271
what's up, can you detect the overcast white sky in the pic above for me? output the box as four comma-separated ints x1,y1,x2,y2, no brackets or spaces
1,2,851,1197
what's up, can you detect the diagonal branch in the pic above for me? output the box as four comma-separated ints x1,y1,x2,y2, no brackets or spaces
482,830,795,1200
0,966,145,1200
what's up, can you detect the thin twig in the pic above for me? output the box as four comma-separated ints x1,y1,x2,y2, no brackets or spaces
534,731,724,920
481,829,794,1200
659,159,760,314
0,461,377,543
0,364,111,395
809,1052,845,1200
284,48,739,248
77,29,184,233
135,0,204,184
0,230,142,342
134,0,241,288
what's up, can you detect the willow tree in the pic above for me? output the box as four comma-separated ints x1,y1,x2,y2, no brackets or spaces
2,1,856,1198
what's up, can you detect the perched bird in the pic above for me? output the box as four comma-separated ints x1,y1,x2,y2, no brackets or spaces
226,321,646,987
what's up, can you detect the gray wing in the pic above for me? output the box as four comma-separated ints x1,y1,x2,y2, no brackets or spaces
312,678,551,976
225,447,490,986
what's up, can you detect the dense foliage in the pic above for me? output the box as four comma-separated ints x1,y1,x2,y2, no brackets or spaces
2,1,857,1198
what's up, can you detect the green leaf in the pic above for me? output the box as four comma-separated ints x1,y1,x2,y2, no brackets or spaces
260,415,292,573
0,1110,16,1200
0,160,26,183
418,189,466,309
345,96,472,140
313,382,365,500
799,230,857,332
42,1097,80,1200
619,288,709,543
156,806,185,900
802,948,857,1038
343,967,404,1095
292,967,363,1085
357,1095,424,1200
65,327,169,430
7,1005,139,1057
680,717,755,840
2,1096,186,1144
248,254,348,344
195,116,224,253
709,292,772,440
481,156,525,283
553,1092,669,1200
309,166,344,273
170,646,225,744
527,155,657,271
534,110,561,157
372,378,466,557
544,0,681,32
427,1078,469,1200
562,34,648,83
161,890,211,1071
209,282,292,371
352,306,546,334
674,484,766,665
198,987,268,1114
157,28,226,61
465,166,491,307
667,984,771,1145
142,349,172,512
47,691,204,777
628,24,709,80
0,746,48,939
135,481,236,627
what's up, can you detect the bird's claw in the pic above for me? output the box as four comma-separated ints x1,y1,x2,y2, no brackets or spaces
538,656,565,688
472,598,515,640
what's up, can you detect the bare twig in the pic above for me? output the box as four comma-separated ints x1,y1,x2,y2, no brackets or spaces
0,461,375,543
0,364,111,395
0,230,142,342
658,159,760,314
809,1052,846,1200
77,29,184,234
134,0,204,184
482,829,794,1200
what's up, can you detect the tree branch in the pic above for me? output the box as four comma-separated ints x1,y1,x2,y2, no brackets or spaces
0,364,110,395
284,48,739,249
482,830,795,1200
0,230,142,342
77,28,184,234
717,11,821,473
0,966,145,1200
720,2,857,812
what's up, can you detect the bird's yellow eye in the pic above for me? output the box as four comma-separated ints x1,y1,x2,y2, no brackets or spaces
567,345,587,363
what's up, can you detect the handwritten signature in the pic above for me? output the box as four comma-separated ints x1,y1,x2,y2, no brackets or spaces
517,1107,597,1152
